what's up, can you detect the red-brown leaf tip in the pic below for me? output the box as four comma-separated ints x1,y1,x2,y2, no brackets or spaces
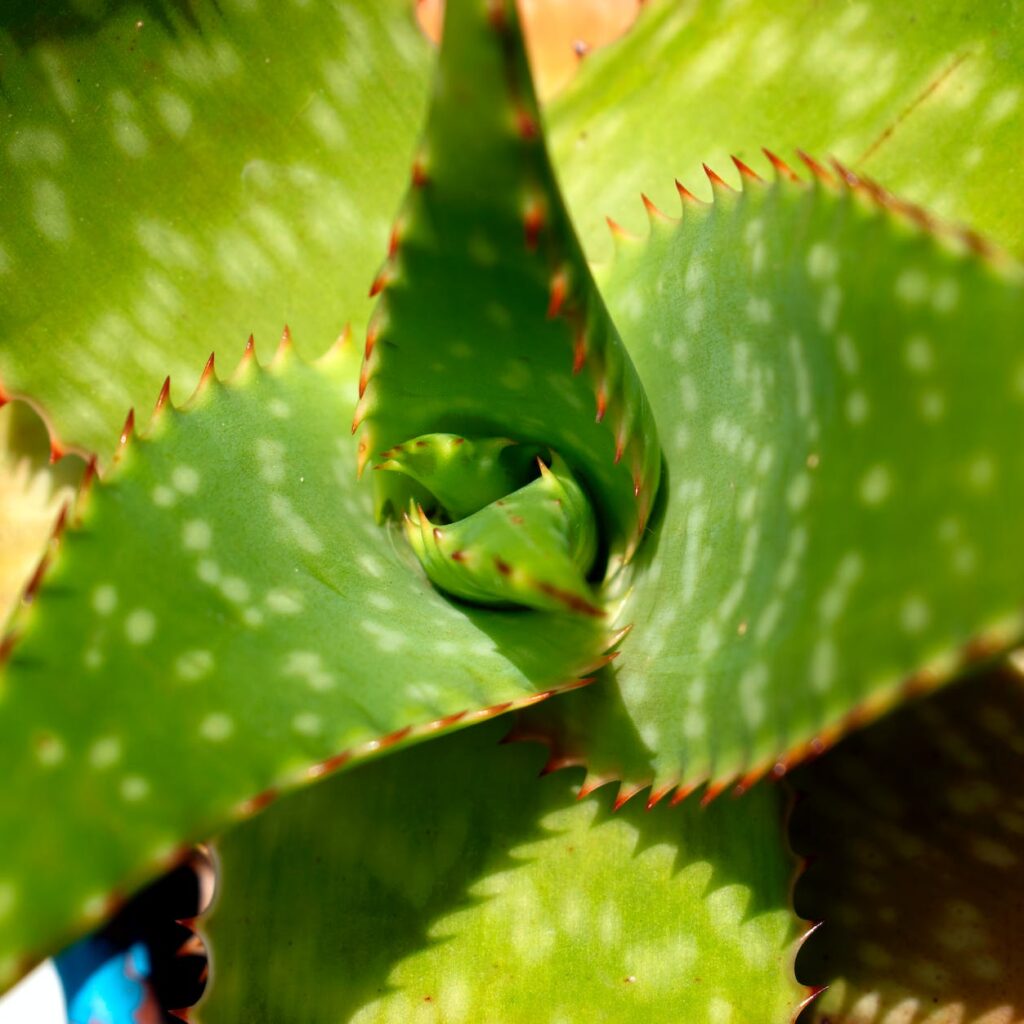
641,193,672,222
154,376,171,416
119,408,135,447
731,155,762,182
762,148,800,182
547,270,568,319
703,163,731,190
675,179,700,204
200,352,216,387
796,150,835,185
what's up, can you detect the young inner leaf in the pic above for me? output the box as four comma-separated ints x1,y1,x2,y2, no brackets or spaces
403,451,602,617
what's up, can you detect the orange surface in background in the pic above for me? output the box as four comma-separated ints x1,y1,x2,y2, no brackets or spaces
416,0,642,100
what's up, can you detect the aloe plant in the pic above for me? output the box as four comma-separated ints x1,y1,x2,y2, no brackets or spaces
1,1,1022,1021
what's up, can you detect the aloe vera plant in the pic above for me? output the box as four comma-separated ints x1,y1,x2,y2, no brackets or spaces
1,1,1023,1021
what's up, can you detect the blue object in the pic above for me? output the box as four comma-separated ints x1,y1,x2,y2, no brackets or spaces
55,940,158,1024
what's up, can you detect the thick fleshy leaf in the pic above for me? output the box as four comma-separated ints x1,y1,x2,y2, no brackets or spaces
548,0,1024,258
375,433,539,521
405,453,601,616
354,0,660,567
0,402,81,627
0,337,613,991
519,163,1024,798
0,0,431,457
791,664,1024,1023
198,718,807,1024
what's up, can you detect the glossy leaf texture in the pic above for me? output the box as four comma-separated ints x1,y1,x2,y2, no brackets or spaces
0,337,615,992
547,0,1024,260
792,663,1024,1023
0,0,431,457
354,0,660,567
519,162,1024,800
199,717,807,1024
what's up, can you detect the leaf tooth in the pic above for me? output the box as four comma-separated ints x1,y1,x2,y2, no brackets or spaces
646,783,676,810
271,324,294,367
594,379,608,423
669,782,698,807
604,215,636,241
387,220,402,258
410,154,430,188
199,351,217,389
539,751,584,776
577,772,616,799
702,162,733,193
368,263,393,298
153,376,172,418
674,178,703,207
641,193,674,224
378,725,414,750
731,154,762,184
546,268,568,319
233,788,279,820
571,329,587,374
612,782,645,811
699,778,729,806
117,407,136,453
514,105,539,141
524,196,545,250
306,752,352,782
363,320,380,362
796,149,836,186
762,147,801,182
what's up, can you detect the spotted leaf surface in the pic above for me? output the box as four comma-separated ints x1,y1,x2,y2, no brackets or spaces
0,0,431,457
355,0,660,567
199,717,806,1024
548,0,1024,260
0,338,613,992
521,166,1024,799
792,664,1024,1024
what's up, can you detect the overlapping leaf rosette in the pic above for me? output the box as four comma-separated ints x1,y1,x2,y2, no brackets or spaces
1,1,1022,1021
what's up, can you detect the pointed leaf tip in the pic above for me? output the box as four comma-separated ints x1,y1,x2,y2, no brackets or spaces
762,148,800,182
796,149,836,184
675,178,701,205
641,193,673,222
154,377,171,417
731,155,762,182
118,408,135,447
703,163,732,190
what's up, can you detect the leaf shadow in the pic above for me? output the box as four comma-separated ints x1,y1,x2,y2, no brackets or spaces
200,708,794,1021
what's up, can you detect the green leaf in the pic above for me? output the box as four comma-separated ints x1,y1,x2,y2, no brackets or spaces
355,0,660,567
375,433,540,521
198,717,807,1024
404,452,601,616
0,0,431,457
0,338,613,991
520,166,1024,798
548,0,1024,258
791,663,1024,1023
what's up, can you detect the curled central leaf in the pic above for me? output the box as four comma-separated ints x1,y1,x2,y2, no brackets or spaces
390,440,601,616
